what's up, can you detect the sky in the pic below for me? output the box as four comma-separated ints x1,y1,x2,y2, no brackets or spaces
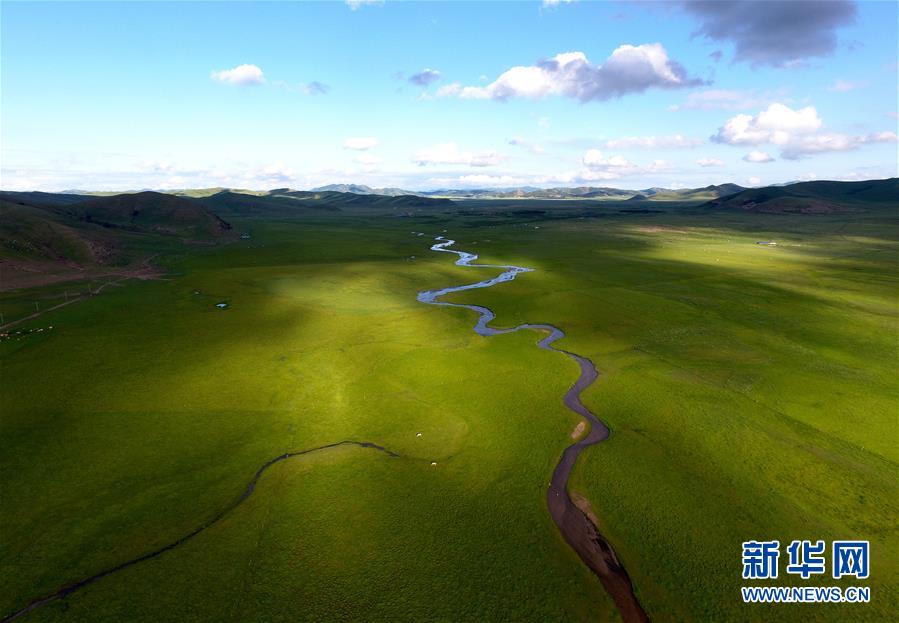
1,0,897,192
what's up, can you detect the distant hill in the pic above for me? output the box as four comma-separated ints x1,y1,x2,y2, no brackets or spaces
311,184,425,197
198,189,452,216
0,197,109,266
704,178,898,213
0,191,232,290
63,191,232,238
0,190,95,206
421,186,634,199
637,184,746,202
311,184,376,194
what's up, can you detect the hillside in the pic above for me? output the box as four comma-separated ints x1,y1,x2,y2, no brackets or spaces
705,178,898,213
63,191,232,238
635,184,746,202
423,186,634,199
199,189,452,216
311,184,424,197
0,191,232,290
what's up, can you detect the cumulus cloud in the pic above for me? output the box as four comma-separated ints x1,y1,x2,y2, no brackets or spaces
668,88,777,111
578,149,671,180
747,176,762,186
542,0,575,8
409,69,441,87
712,102,898,159
743,151,774,163
680,0,857,67
343,137,379,151
712,103,822,145
413,143,505,167
780,132,896,159
604,134,702,149
696,158,724,167
508,137,545,154
211,64,266,86
438,44,701,102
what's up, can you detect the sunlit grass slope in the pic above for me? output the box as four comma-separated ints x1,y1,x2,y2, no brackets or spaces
1,218,612,622
2,205,896,622
445,209,897,621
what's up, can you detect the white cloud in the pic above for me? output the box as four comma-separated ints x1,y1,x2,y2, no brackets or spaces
211,64,266,86
604,134,702,149
343,137,379,151
713,103,898,159
668,89,767,111
743,151,775,163
575,149,671,180
747,176,762,186
439,44,700,102
542,0,575,7
713,103,823,146
696,158,724,167
781,132,897,159
413,143,505,167
346,0,383,9
583,150,634,169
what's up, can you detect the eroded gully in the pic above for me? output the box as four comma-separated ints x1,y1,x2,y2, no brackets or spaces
417,236,649,623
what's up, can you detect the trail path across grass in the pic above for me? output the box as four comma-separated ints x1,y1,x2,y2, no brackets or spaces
1,441,402,622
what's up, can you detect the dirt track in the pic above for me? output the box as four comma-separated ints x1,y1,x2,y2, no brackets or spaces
1,441,400,622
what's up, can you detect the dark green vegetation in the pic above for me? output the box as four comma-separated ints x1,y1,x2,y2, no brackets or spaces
706,178,899,213
1,180,897,622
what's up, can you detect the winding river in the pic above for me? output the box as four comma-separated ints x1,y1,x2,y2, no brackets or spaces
418,237,649,623
5,237,648,622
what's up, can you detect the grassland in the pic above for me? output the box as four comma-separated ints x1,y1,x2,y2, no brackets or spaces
1,197,896,621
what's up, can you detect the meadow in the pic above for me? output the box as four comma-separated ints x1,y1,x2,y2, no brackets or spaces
1,201,896,621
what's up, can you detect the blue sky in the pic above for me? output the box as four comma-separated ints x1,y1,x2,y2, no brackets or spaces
2,0,897,191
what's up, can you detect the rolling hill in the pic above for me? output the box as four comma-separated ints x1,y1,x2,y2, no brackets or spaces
63,192,232,238
0,191,232,290
704,178,898,213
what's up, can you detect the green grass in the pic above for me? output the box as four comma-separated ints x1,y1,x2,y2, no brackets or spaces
1,205,896,621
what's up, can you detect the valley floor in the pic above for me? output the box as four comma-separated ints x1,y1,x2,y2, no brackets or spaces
1,204,896,622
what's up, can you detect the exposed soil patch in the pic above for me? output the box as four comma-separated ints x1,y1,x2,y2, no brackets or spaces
571,420,587,439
